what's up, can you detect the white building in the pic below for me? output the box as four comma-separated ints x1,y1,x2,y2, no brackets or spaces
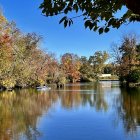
99,74,111,78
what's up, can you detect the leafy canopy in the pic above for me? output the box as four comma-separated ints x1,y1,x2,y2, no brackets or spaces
40,0,140,34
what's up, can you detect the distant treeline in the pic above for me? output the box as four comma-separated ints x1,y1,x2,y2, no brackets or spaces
0,13,140,89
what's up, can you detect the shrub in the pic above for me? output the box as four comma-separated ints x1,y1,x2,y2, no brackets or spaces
126,69,140,83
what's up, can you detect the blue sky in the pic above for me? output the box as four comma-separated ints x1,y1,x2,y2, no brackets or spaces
0,0,139,58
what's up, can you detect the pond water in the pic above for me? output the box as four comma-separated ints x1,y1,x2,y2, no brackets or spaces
0,82,140,140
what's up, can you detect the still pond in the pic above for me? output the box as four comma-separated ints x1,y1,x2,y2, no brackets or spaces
0,81,140,140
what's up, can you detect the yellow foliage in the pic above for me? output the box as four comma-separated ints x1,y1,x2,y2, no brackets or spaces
38,78,45,86
0,14,7,25
1,78,16,89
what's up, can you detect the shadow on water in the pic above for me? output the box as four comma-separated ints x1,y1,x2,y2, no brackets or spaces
0,82,140,140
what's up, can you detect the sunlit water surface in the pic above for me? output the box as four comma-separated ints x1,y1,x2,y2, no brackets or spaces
0,82,140,140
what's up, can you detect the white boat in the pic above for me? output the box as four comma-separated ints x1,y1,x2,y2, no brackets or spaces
36,86,51,91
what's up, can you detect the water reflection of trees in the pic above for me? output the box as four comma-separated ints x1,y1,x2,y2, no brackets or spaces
60,92,108,111
0,89,59,140
116,87,140,134
59,83,108,111
0,84,109,140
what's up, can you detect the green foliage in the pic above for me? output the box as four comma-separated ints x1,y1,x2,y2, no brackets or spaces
40,0,140,34
126,69,140,83
57,74,66,85
80,52,109,81
89,51,109,74
80,56,95,82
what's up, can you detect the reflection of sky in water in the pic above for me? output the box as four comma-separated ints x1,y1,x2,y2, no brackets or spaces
0,82,140,140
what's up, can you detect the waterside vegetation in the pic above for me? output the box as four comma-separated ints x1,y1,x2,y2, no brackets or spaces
0,13,140,90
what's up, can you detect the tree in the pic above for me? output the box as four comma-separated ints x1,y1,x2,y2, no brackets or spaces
80,56,94,81
126,69,140,83
89,51,109,76
0,13,15,89
112,34,140,83
103,63,114,74
61,53,81,83
0,13,61,89
45,53,59,84
40,0,140,34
